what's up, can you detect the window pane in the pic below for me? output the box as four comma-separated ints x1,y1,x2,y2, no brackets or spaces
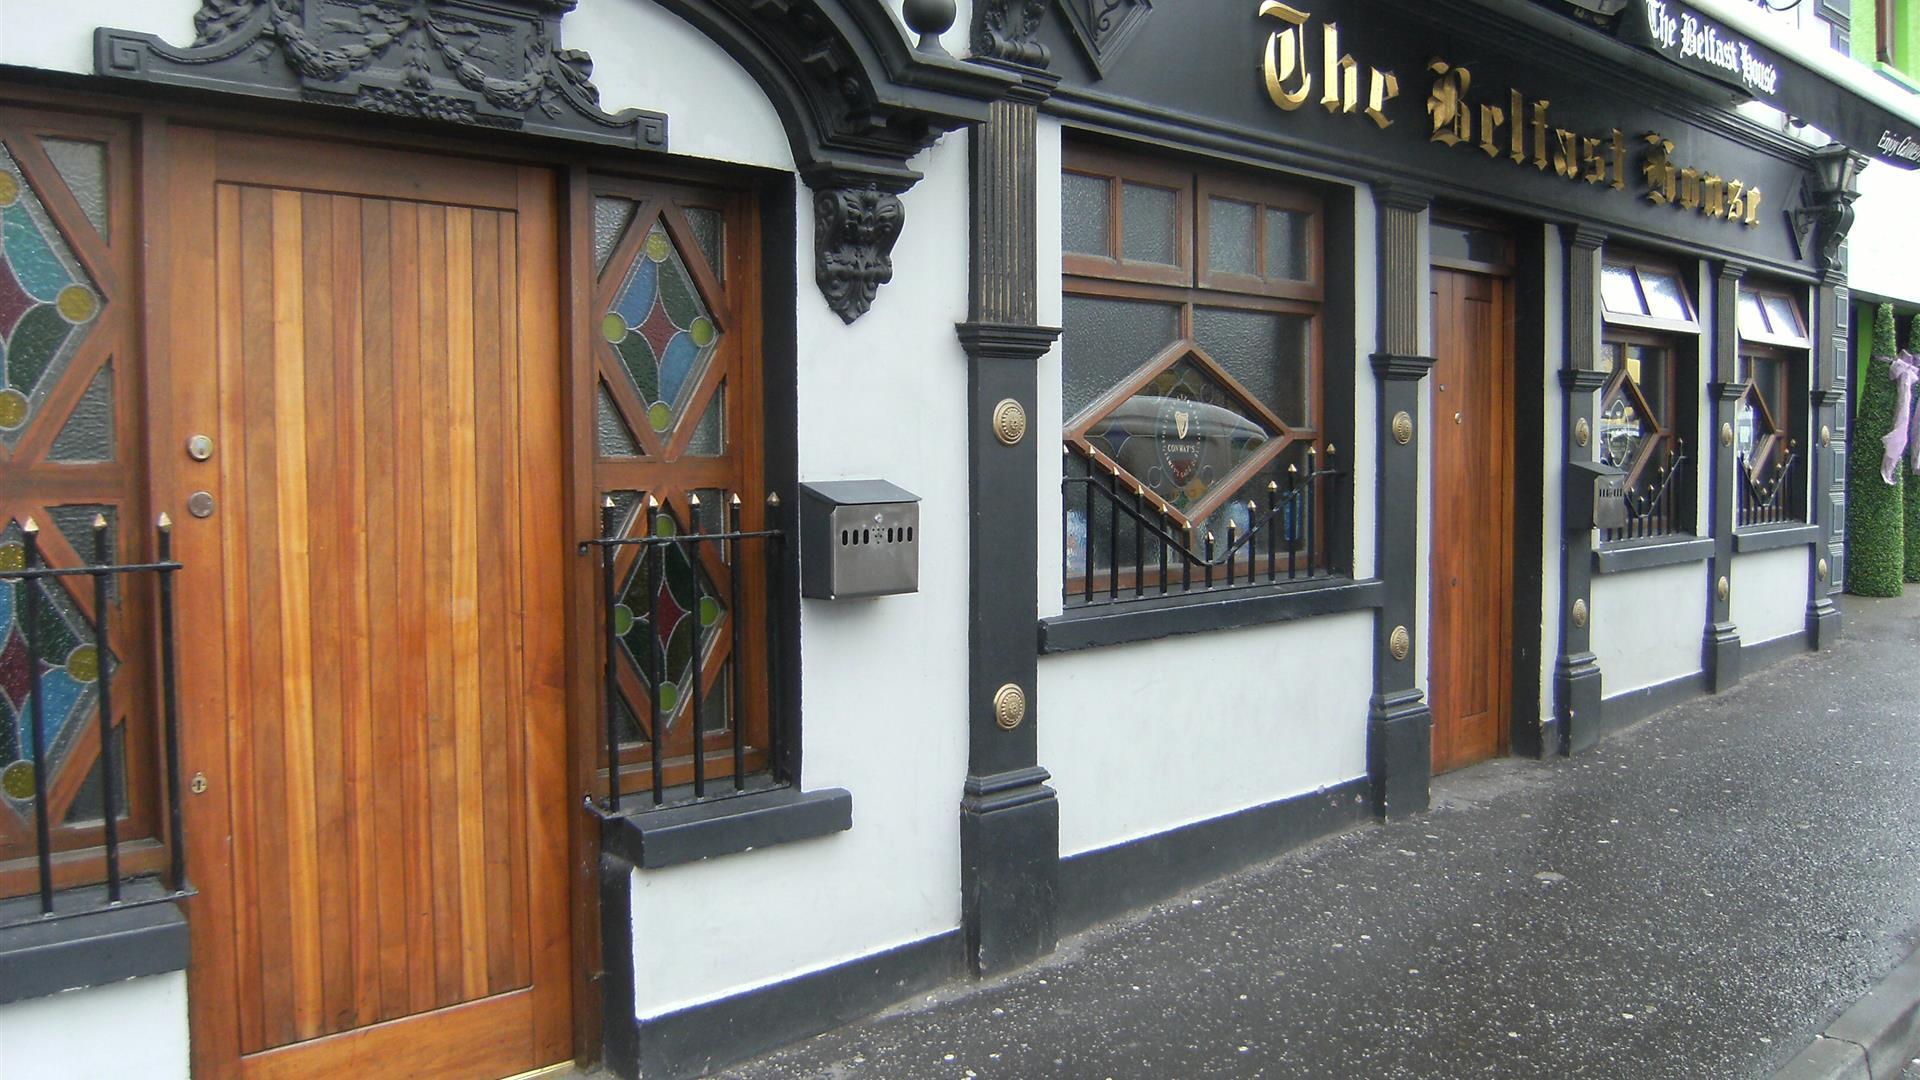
683,206,725,282
1121,183,1179,264
594,196,638,274
1430,222,1504,267
1085,355,1276,515
1207,198,1257,276
1737,291,1769,340
1761,294,1801,337
1639,270,1690,321
1192,306,1310,426
603,224,722,434
1601,264,1644,317
1627,343,1666,420
596,384,641,458
1061,295,1180,421
686,384,725,456
47,362,113,463
1599,394,1648,471
39,137,107,238
1062,172,1111,256
1265,208,1312,280
1598,341,1620,374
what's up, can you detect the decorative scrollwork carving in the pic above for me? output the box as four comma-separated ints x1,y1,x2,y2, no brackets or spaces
972,0,1050,68
98,0,667,149
1057,0,1154,77
815,187,905,325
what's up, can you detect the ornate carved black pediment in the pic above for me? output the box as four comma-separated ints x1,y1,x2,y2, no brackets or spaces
1057,0,1153,78
95,0,667,149
973,0,1051,69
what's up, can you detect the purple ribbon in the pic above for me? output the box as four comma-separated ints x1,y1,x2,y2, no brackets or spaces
1882,351,1920,485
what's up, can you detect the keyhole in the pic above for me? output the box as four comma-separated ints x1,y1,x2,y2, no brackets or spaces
190,772,207,795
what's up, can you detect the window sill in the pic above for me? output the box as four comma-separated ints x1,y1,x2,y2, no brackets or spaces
1039,577,1384,654
1733,523,1819,553
0,881,188,1005
597,784,852,870
1592,536,1716,574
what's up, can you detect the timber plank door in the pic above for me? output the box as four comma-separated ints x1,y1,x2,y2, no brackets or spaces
161,129,570,1079
1429,259,1516,774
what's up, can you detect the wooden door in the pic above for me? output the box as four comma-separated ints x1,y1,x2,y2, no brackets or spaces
161,129,570,1079
1429,265,1514,774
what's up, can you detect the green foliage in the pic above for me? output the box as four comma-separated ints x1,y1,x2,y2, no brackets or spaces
1847,303,1905,595
1907,316,1920,582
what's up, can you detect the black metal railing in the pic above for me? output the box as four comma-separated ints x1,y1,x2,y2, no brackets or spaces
581,492,784,814
1738,445,1800,528
1,514,189,928
1063,442,1344,607
1601,444,1690,543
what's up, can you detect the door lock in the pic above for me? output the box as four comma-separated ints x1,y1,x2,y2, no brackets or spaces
186,434,214,461
189,772,207,795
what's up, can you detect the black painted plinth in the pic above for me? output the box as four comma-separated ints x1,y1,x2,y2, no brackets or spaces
961,767,1059,976
1809,599,1843,650
1555,654,1604,756
1367,690,1431,819
1704,623,1742,693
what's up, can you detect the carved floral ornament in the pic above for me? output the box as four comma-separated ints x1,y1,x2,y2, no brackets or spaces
814,187,905,325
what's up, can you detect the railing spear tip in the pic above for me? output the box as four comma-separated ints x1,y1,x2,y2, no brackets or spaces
20,516,37,534
688,493,701,507
1287,464,1298,474
730,493,743,507
93,513,108,531
1268,479,1279,492
765,491,781,507
156,512,173,531
646,494,659,509
601,495,615,509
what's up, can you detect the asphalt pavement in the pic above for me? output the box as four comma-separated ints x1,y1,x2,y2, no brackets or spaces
722,592,1920,1080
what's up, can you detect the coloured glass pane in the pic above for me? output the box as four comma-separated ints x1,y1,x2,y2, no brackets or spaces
602,224,721,435
62,724,126,824
1086,354,1276,515
0,519,117,821
0,143,104,448
611,508,728,737
1062,172,1110,256
48,505,116,605
1121,183,1178,265
48,361,112,463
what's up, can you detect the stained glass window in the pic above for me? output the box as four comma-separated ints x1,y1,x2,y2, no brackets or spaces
38,138,107,239
0,519,116,819
48,362,112,463
0,142,104,448
611,508,728,734
1085,352,1277,515
596,383,640,458
593,196,637,273
601,225,721,436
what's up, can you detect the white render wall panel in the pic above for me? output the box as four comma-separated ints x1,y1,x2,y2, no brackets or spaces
1038,611,1372,858
1590,562,1707,695
1539,225,1566,724
1732,546,1811,646
0,973,188,1080
0,1,196,74
1850,165,1920,307
630,131,974,1019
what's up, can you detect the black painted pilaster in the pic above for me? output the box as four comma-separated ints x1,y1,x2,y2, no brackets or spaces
1705,262,1745,691
1556,227,1607,755
1367,183,1434,820
1810,239,1848,648
957,45,1062,976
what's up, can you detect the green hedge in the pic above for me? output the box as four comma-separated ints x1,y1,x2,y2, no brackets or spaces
1907,316,1920,582
1847,303,1905,595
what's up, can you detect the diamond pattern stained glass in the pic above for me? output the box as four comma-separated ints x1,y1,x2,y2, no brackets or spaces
1086,353,1276,515
611,510,727,737
0,520,116,819
601,225,720,435
0,143,102,449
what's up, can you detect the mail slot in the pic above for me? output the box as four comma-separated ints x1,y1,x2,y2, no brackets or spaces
1567,459,1629,531
799,480,920,599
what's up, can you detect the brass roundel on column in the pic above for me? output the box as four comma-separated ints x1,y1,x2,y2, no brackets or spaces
1716,576,1729,602
1392,411,1413,445
1818,558,1831,582
1571,598,1588,627
993,683,1027,731
1573,417,1590,447
1389,625,1411,661
1821,424,1833,447
1720,422,1734,447
992,398,1027,446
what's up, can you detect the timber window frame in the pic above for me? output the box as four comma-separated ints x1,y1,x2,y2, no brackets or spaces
1598,253,1700,543
1734,282,1811,527
1058,144,1345,609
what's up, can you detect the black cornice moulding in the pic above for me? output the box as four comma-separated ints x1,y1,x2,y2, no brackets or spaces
1371,353,1437,381
1560,368,1611,391
96,0,666,149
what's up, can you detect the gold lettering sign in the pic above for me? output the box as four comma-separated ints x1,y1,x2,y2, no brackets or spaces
1261,1,1398,127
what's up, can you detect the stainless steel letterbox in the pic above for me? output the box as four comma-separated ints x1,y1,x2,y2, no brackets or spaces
1567,460,1629,531
799,480,920,599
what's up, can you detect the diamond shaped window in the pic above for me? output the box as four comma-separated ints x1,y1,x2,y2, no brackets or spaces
601,224,721,437
1080,345,1290,522
0,143,103,448
610,509,727,740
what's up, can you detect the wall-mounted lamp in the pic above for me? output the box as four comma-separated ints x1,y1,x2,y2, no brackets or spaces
1791,143,1865,274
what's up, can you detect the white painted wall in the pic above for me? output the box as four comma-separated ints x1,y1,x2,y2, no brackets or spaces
623,14,975,1014
0,1,196,74
1591,561,1708,695
0,973,188,1080
1539,225,1566,725
1039,612,1373,857
1733,545,1812,645
1851,165,1920,307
